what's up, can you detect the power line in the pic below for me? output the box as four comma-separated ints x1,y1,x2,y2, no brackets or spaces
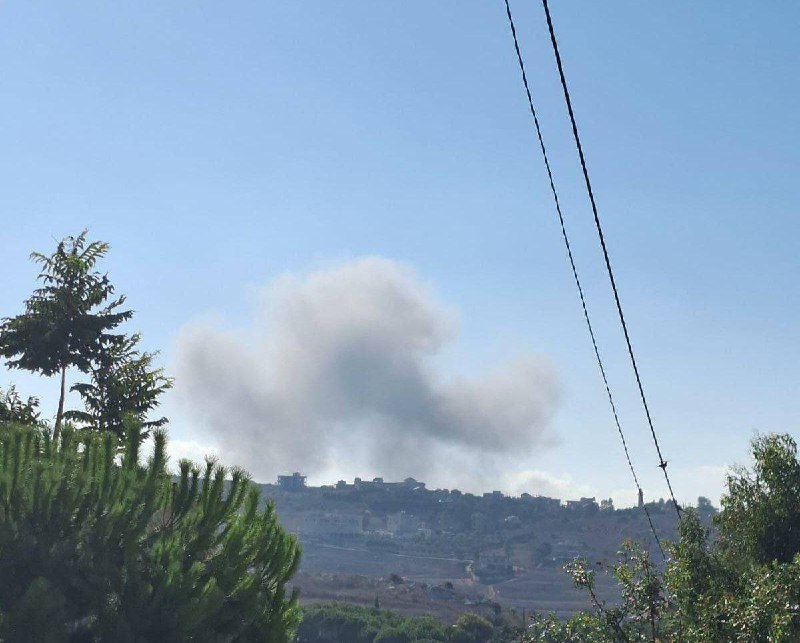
502,0,666,559
539,0,681,519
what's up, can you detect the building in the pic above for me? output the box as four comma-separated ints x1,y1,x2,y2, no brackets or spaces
401,477,425,490
565,497,598,512
335,476,427,492
277,472,307,491
353,477,388,490
521,493,561,512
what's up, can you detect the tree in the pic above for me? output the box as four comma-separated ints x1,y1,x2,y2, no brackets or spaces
695,496,714,512
65,333,173,442
525,433,800,643
0,232,131,439
449,613,495,643
718,433,800,565
0,386,40,426
295,603,455,643
0,422,302,641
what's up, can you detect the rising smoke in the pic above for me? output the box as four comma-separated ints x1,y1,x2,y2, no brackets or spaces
174,258,560,488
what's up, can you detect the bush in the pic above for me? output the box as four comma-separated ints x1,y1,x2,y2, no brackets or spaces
296,603,462,643
374,627,413,643
0,423,301,642
526,433,800,642
450,613,495,643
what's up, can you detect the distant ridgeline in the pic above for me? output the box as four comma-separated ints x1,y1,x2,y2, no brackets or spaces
259,472,711,583
270,471,683,514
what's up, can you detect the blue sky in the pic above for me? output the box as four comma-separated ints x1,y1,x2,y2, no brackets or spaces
1,1,798,505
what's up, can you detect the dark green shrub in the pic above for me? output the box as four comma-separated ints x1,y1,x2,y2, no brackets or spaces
0,423,301,642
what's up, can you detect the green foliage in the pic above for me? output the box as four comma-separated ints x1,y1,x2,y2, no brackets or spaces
296,603,512,643
529,544,667,642
525,612,610,643
718,433,800,565
0,423,301,642
449,613,495,643
296,603,446,643
0,233,299,640
65,333,173,441
612,544,667,640
525,433,800,643
0,232,132,435
663,435,800,642
0,386,40,426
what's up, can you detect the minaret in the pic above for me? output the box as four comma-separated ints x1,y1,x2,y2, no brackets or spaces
638,489,644,508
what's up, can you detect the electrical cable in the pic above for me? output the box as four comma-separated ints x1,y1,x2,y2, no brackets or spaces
539,0,681,519
502,0,666,558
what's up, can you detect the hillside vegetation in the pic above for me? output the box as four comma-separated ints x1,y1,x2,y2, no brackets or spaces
297,603,510,643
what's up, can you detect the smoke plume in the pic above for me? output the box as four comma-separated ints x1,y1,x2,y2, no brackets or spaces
174,258,560,487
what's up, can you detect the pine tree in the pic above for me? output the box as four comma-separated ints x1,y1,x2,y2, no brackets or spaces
0,422,302,642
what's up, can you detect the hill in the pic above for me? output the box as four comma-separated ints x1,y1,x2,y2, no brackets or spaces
258,474,708,617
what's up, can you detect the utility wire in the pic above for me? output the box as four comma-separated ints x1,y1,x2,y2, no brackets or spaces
502,0,666,559
539,0,681,519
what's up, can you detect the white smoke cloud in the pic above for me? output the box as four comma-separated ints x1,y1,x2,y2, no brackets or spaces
503,469,596,502
173,258,560,486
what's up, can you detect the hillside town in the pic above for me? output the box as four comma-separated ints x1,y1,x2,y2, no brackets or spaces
263,473,709,617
